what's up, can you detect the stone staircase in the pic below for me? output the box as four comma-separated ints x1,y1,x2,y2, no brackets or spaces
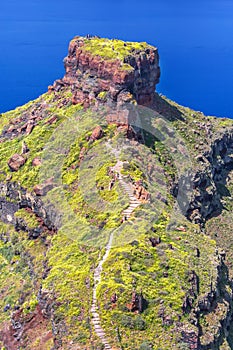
91,160,141,349
119,177,141,220
91,232,113,350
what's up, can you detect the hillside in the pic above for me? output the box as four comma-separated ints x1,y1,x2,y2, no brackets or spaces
0,36,232,350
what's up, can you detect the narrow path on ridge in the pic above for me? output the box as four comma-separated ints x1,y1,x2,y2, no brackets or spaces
91,144,142,349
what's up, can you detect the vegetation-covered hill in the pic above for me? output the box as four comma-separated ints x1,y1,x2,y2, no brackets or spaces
0,36,232,350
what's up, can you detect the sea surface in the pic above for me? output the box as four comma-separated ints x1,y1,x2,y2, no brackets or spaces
0,0,233,118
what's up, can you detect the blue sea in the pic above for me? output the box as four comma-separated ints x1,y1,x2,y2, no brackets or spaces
0,0,233,118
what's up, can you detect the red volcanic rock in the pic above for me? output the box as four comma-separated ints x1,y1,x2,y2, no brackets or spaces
90,125,104,141
46,115,58,125
34,178,54,196
50,36,160,109
32,157,42,166
98,78,111,91
134,182,150,202
8,154,26,171
126,291,145,313
106,109,130,126
79,146,86,161
25,121,35,135
0,305,53,350
72,90,87,105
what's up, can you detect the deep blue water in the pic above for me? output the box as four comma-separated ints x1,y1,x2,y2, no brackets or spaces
0,0,233,118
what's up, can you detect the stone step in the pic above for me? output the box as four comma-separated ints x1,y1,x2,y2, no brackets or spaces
92,315,100,319
92,321,100,325
95,331,105,335
92,319,100,323
95,329,104,334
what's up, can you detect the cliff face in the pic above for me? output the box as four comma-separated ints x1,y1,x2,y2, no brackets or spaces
187,130,233,225
0,36,232,350
49,36,160,107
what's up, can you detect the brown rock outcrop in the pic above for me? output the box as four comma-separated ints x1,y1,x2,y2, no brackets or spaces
90,125,104,141
8,154,26,171
49,36,160,109
0,305,53,349
134,180,150,201
34,178,54,196
32,157,42,166
126,291,145,313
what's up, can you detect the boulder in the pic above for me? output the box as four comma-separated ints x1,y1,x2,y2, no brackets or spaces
32,157,42,166
8,154,26,171
90,126,104,141
33,178,54,196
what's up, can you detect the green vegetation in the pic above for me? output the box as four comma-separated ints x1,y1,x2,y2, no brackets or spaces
120,161,146,182
0,44,232,349
95,212,218,348
80,37,152,71
14,208,39,230
0,222,48,323
42,231,97,345
82,37,151,60
97,91,108,100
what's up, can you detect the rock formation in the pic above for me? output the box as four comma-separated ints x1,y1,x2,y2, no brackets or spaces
0,35,232,350
49,36,160,108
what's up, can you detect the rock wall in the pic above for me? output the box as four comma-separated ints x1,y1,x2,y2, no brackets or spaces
0,182,58,233
181,257,233,349
186,130,233,226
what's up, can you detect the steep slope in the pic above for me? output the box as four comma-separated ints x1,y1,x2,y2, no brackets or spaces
0,36,232,350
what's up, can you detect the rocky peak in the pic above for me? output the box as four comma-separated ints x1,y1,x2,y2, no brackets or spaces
49,35,160,107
